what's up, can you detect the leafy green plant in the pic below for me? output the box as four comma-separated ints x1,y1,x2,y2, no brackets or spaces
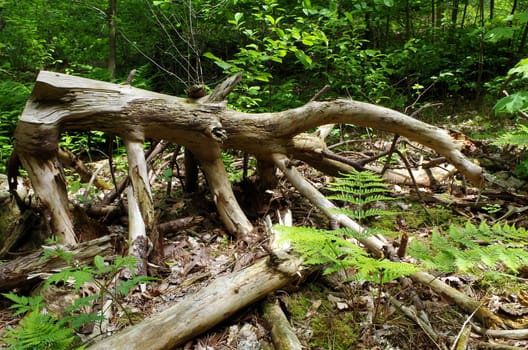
326,170,396,225
0,80,31,172
2,292,83,350
1,254,155,349
491,58,528,177
493,124,528,147
2,308,82,350
276,225,419,283
494,58,528,115
275,170,418,283
409,222,528,278
44,255,155,319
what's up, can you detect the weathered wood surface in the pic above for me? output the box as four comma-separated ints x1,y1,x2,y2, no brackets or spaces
87,254,302,350
262,300,304,350
14,71,484,245
0,235,114,292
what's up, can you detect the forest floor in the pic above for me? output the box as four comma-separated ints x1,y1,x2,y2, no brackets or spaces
1,113,528,350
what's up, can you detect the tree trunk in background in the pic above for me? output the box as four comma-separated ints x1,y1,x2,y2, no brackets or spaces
489,0,494,20
510,0,518,15
405,0,411,40
451,0,459,25
108,0,117,79
435,0,444,28
460,0,468,28
476,0,485,105
519,22,528,56
431,0,438,43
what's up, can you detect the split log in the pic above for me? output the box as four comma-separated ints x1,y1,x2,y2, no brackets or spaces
0,235,114,292
13,71,484,247
86,253,303,350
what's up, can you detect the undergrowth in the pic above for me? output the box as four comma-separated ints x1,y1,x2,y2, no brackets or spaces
276,169,528,284
409,221,528,280
275,170,419,284
2,251,155,350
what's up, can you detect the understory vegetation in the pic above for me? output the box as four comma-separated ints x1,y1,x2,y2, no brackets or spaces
2,0,528,349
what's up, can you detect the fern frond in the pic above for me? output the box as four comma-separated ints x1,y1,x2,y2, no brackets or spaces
274,225,418,283
328,187,391,197
492,124,528,146
273,170,411,284
409,221,528,277
332,207,396,221
329,193,394,206
2,311,76,350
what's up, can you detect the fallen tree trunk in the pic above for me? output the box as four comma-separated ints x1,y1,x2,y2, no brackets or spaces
0,235,114,292
13,71,484,248
86,253,302,350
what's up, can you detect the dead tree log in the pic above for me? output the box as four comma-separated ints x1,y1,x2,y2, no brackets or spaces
0,235,114,292
86,254,302,350
14,71,484,249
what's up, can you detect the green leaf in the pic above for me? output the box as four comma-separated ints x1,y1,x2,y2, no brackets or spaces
515,11,528,24
494,92,528,114
203,52,232,70
294,50,312,68
508,58,528,78
234,12,244,24
265,14,275,25
93,255,107,273
485,26,515,42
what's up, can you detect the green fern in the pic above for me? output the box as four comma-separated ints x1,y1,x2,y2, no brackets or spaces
2,255,155,349
492,124,528,146
492,123,528,178
275,170,418,284
409,222,528,276
276,225,419,283
327,170,396,224
2,311,81,350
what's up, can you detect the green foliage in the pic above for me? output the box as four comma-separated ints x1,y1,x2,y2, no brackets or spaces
44,255,155,296
494,92,528,114
326,170,396,224
493,124,528,147
2,293,44,317
2,255,155,349
1,293,82,350
275,171,418,284
491,58,528,177
2,310,80,350
494,58,528,115
0,80,31,172
276,225,419,283
409,222,528,278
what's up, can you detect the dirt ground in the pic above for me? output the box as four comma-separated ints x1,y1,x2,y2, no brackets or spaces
2,131,528,350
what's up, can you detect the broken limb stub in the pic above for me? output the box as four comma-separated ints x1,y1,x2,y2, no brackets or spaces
14,71,485,250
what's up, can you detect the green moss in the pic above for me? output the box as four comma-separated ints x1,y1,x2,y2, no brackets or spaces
310,312,357,349
370,204,465,232
284,283,359,349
